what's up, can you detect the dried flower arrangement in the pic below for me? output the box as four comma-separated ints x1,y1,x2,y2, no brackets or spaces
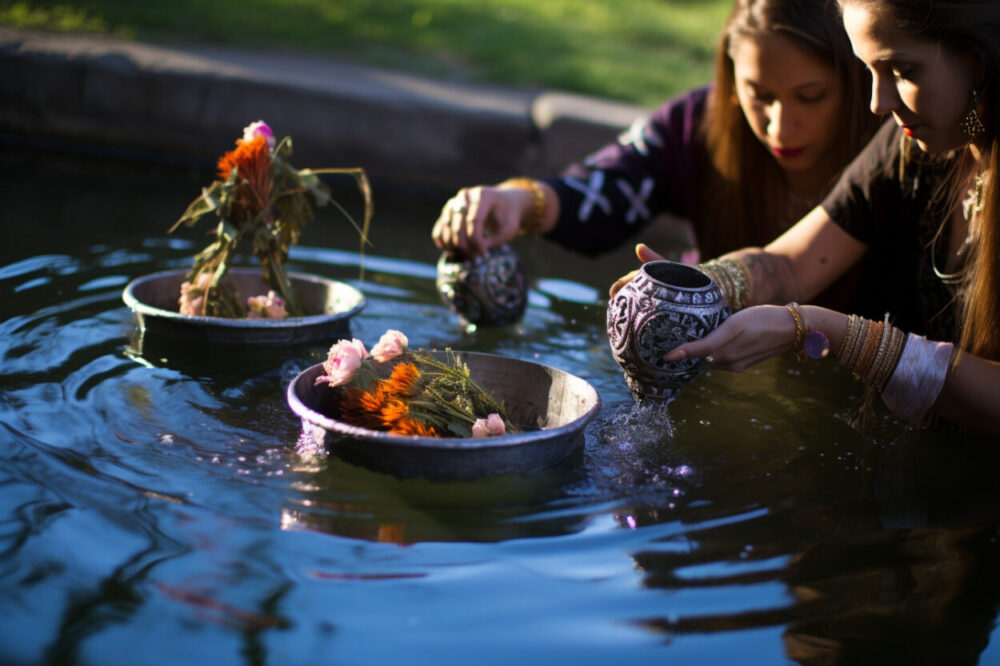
316,329,518,438
170,120,371,318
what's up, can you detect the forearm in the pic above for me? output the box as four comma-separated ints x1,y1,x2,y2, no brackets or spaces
698,247,799,312
720,247,800,306
804,307,1000,435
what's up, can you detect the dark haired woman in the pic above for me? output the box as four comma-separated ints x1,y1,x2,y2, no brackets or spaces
660,0,1000,434
432,0,879,266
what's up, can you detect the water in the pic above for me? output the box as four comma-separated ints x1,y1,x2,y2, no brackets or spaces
2,145,1000,666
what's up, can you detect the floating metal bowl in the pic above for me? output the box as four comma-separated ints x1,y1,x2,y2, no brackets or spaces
287,351,601,480
122,268,365,345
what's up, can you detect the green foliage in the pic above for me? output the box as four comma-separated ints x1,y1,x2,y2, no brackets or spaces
1,0,731,106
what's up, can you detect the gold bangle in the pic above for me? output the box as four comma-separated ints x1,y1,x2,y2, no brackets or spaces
855,320,883,379
500,178,546,236
721,258,751,310
865,315,892,386
836,314,860,363
699,258,750,311
784,302,807,362
876,326,907,391
845,318,869,371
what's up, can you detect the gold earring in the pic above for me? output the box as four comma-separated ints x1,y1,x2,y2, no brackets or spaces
961,88,985,138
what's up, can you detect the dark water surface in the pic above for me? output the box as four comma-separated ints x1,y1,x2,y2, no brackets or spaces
2,146,999,665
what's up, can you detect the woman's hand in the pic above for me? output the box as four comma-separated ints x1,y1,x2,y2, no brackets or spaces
432,185,531,258
664,305,798,371
609,243,666,297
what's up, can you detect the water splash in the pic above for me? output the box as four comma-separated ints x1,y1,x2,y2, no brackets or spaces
584,399,697,494
601,399,676,447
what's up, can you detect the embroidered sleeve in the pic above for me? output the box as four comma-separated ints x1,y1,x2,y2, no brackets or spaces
542,87,706,257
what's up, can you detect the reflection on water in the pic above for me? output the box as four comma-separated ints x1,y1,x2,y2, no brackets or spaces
2,145,1000,665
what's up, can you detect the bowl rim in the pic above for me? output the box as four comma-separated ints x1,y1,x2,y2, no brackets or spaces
122,267,366,328
286,351,602,450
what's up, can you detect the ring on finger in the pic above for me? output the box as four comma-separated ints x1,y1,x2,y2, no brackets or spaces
450,198,468,215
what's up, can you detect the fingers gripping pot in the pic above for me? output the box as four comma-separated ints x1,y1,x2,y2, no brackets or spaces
436,245,528,327
607,260,729,401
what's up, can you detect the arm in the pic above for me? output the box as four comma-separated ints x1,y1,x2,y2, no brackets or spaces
718,205,868,306
668,299,1000,435
609,205,868,299
434,89,709,259
923,352,1000,435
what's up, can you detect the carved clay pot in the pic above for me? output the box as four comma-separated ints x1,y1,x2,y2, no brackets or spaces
436,245,528,327
607,260,729,401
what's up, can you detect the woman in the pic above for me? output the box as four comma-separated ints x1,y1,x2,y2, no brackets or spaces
431,0,879,264
659,0,1000,434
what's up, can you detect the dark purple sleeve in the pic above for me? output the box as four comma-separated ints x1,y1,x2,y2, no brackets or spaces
542,86,709,257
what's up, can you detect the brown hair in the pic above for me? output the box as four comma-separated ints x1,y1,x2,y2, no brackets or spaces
699,0,879,258
841,0,1000,359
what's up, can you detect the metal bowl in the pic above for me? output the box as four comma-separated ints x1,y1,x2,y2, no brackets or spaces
122,267,365,345
287,351,601,480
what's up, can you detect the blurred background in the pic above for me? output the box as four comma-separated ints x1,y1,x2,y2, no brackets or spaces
0,0,730,106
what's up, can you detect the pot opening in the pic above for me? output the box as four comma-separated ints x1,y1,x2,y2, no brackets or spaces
643,261,711,289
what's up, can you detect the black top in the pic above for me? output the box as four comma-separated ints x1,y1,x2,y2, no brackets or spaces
821,121,962,341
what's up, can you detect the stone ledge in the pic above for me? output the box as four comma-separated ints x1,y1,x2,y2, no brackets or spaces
0,27,647,190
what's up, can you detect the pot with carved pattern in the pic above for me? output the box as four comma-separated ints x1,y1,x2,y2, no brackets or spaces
607,260,729,401
436,244,528,327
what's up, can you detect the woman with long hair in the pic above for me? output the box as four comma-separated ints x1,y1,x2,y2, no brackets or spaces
655,0,1000,434
431,0,879,264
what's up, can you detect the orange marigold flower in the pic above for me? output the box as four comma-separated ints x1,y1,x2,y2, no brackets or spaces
392,418,442,437
338,387,386,431
380,398,410,427
217,135,272,214
382,362,421,398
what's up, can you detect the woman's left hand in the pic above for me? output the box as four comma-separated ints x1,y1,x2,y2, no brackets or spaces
664,305,797,371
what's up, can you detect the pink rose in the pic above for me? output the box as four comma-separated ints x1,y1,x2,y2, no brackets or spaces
370,329,408,363
316,338,368,387
178,271,213,316
242,120,275,150
471,412,506,438
246,291,288,319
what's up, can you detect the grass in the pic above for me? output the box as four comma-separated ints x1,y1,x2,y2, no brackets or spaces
0,0,732,107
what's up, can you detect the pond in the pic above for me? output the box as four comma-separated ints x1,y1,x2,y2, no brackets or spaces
2,144,999,665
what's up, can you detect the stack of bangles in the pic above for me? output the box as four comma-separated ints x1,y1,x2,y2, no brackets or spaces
697,258,751,311
836,313,955,424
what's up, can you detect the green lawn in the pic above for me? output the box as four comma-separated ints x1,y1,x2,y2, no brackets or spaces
1,0,731,107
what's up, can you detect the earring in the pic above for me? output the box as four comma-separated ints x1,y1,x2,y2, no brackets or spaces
961,88,985,138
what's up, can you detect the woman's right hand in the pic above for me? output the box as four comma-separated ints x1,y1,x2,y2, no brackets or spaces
432,185,533,258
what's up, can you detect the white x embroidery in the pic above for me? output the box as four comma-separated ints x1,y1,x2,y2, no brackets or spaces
617,177,654,224
619,117,664,156
563,171,611,221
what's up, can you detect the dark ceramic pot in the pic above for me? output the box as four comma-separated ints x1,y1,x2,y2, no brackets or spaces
436,245,527,327
607,260,729,401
